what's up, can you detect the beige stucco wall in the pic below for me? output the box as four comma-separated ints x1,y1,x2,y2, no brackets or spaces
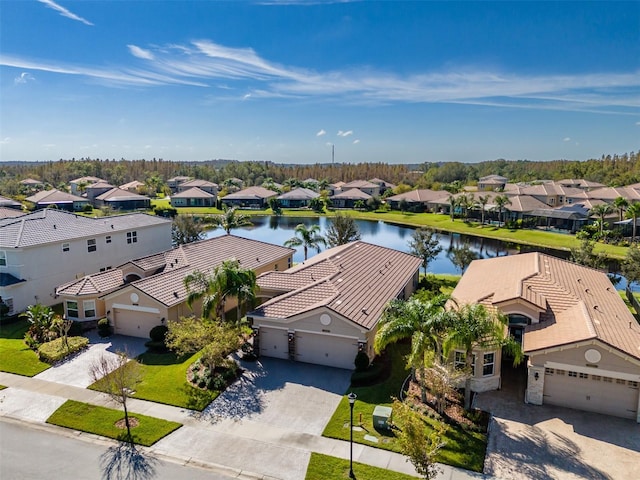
104,287,170,325
496,299,543,323
59,294,106,322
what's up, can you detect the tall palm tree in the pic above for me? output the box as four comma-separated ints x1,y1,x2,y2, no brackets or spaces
448,195,459,221
444,303,522,409
626,202,640,243
212,206,252,235
284,223,326,260
493,195,512,227
589,203,614,236
374,296,451,403
477,195,491,226
613,196,629,222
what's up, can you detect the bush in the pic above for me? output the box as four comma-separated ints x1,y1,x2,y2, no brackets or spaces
38,336,89,363
82,204,93,213
154,205,177,218
97,318,112,338
354,350,370,372
149,325,168,342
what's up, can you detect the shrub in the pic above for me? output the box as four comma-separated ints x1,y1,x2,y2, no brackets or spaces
354,350,370,372
38,336,89,363
82,204,93,213
97,318,112,337
149,325,168,342
154,205,177,218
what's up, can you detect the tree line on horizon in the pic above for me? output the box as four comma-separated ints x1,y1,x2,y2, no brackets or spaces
0,150,638,197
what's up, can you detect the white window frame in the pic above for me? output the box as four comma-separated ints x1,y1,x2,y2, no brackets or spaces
127,231,137,244
482,352,495,376
66,300,79,318
106,235,112,244
87,239,97,253
83,299,96,318
62,243,70,252
454,351,466,370
0,250,6,267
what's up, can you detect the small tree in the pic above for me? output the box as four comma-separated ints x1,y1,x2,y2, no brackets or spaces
171,214,205,246
570,238,607,269
21,304,56,345
448,245,478,274
621,245,640,288
393,400,447,480
89,352,142,444
324,212,361,247
408,228,443,277
626,202,640,243
211,206,252,235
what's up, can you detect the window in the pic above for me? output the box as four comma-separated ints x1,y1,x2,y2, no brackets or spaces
0,297,13,316
287,257,292,268
0,251,7,267
556,369,565,375
66,300,79,318
592,375,601,381
616,378,626,385
603,377,612,383
62,243,70,252
568,371,577,377
545,368,554,375
454,351,466,370
483,353,495,376
629,381,639,388
127,231,137,244
579,373,588,379
87,239,96,253
106,236,112,244
83,300,96,318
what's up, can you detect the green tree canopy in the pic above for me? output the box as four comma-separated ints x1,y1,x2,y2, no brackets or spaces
408,228,443,277
324,212,361,247
284,223,326,261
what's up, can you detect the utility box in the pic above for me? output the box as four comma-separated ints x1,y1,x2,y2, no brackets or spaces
372,405,392,430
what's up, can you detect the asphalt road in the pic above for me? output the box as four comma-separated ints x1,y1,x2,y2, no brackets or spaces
0,419,239,480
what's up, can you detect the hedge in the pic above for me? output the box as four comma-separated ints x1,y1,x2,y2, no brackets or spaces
38,336,89,364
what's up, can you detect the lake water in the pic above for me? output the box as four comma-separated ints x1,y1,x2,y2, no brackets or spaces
204,216,596,278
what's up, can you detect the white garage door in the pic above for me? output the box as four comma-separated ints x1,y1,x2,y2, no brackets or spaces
113,308,161,338
259,327,289,360
543,369,639,420
295,332,358,370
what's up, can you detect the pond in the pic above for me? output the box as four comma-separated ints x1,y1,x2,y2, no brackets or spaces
204,215,593,277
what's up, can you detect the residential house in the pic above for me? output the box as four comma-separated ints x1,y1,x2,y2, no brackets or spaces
0,209,172,315
70,176,104,196
167,176,192,192
369,178,396,196
25,189,90,212
176,179,219,196
0,195,23,211
340,180,380,197
586,186,640,204
170,187,216,208
94,188,151,210
386,189,450,212
249,241,422,369
119,180,145,193
220,186,277,209
19,178,45,194
329,188,372,208
451,252,640,422
478,175,508,191
85,181,116,203
555,179,605,191
276,188,319,208
327,181,346,196
57,235,294,337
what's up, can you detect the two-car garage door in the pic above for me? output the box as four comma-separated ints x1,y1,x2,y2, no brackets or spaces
543,370,639,420
259,327,358,370
113,308,162,338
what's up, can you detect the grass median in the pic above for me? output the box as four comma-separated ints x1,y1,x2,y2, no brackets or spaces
47,400,182,446
306,453,418,480
0,320,50,376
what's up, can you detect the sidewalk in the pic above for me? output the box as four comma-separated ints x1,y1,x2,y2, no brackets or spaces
0,371,484,480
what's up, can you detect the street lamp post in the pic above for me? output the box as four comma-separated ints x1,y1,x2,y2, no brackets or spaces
348,392,357,479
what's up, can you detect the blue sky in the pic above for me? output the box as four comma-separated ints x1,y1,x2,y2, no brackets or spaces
1,1,638,164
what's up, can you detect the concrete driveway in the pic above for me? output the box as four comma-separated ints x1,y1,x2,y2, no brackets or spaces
34,333,148,388
475,367,640,480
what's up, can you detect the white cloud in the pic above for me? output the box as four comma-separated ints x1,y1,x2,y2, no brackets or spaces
316,129,326,136
636,121,640,126
37,0,93,26
563,137,571,142
353,139,360,144
144,145,152,149
337,130,353,137
127,45,154,60
14,72,34,84
243,93,252,100
0,137,10,145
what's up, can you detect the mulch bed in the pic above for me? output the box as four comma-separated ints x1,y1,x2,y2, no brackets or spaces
115,417,140,429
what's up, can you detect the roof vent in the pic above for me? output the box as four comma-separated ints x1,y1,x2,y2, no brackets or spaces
362,308,368,315
173,292,179,298
111,224,114,229
53,224,56,229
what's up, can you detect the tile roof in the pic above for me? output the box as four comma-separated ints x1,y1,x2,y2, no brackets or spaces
119,180,144,190
451,252,640,361
56,268,124,296
586,187,640,202
0,196,23,208
95,187,149,201
0,209,171,248
179,179,219,188
0,207,25,219
277,188,320,200
25,189,86,204
251,241,422,330
330,188,372,200
222,186,277,200
70,176,103,184
171,187,216,199
342,180,380,189
20,178,44,185
387,189,450,203
87,180,115,189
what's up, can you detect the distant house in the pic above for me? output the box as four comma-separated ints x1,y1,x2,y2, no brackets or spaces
327,181,346,196
586,186,640,204
25,189,89,212
369,178,396,196
220,186,277,209
330,188,372,208
249,241,422,369
276,187,319,208
57,235,294,337
451,252,640,422
341,180,380,197
119,180,145,193
167,176,192,192
70,176,104,196
19,178,44,193
0,209,172,315
85,181,116,203
386,189,450,212
170,187,216,208
177,179,218,196
0,195,23,211
478,175,508,191
95,188,151,210
555,179,605,191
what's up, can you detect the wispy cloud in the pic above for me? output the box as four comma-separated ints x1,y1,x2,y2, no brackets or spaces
2,38,638,115
353,139,360,144
128,45,154,60
337,130,353,137
563,137,571,142
636,121,640,126
14,72,34,84
0,137,10,145
38,0,93,26
316,129,326,136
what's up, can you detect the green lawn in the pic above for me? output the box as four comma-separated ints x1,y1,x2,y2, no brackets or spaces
306,453,418,480
47,400,182,446
322,343,486,473
90,350,219,411
0,320,50,376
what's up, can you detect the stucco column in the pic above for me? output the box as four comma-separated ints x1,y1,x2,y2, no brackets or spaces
525,362,545,405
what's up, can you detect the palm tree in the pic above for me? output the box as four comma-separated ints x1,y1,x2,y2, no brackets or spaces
448,195,459,221
212,206,252,235
284,223,326,261
626,202,640,243
184,259,256,322
445,303,522,409
477,195,491,226
613,196,629,222
374,296,451,403
493,195,512,227
589,203,614,236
